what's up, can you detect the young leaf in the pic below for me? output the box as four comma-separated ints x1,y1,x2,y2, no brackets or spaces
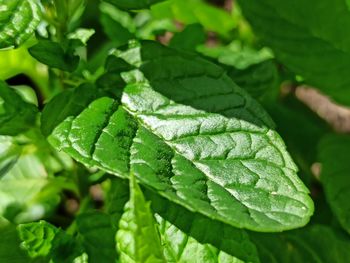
238,0,350,106
18,220,84,262
28,40,79,72
48,41,313,232
0,0,40,49
17,220,58,259
318,134,350,234
116,174,166,262
0,81,37,136
145,187,260,263
76,212,117,263
104,0,165,10
157,214,246,263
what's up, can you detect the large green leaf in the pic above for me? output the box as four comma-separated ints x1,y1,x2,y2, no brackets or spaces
0,81,37,136
116,174,166,262
238,0,350,106
251,225,350,263
104,0,165,10
48,41,313,232
318,134,350,234
0,0,40,49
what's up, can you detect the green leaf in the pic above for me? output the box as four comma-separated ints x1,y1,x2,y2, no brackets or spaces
0,217,34,263
17,220,58,259
0,81,37,136
48,41,313,232
104,0,165,10
169,23,206,52
251,225,350,263
238,0,350,106
41,84,102,137
76,212,117,263
227,60,279,101
151,0,236,37
318,134,350,234
116,174,166,262
197,41,273,70
145,188,260,263
28,40,79,72
100,2,135,45
18,220,84,262
0,0,40,49
157,215,245,263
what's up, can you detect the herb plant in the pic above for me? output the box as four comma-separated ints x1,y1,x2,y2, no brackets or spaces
0,0,349,262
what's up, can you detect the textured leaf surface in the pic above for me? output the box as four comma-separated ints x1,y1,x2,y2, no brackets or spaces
76,212,117,263
17,220,58,259
238,0,350,105
48,41,313,232
116,174,165,263
105,0,165,10
318,134,350,234
156,215,243,263
0,0,40,49
0,81,37,135
251,225,350,263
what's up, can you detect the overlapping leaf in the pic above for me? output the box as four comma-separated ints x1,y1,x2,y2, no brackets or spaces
104,0,165,10
238,0,350,106
48,41,313,232
0,0,40,49
0,81,37,136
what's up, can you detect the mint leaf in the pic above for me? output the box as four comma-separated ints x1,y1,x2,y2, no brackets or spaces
318,134,350,234
116,174,166,262
48,41,313,232
0,81,37,135
76,212,117,263
104,0,165,10
28,40,79,72
238,0,350,106
0,0,40,49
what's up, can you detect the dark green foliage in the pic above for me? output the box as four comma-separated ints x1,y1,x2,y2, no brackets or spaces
1,0,350,262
